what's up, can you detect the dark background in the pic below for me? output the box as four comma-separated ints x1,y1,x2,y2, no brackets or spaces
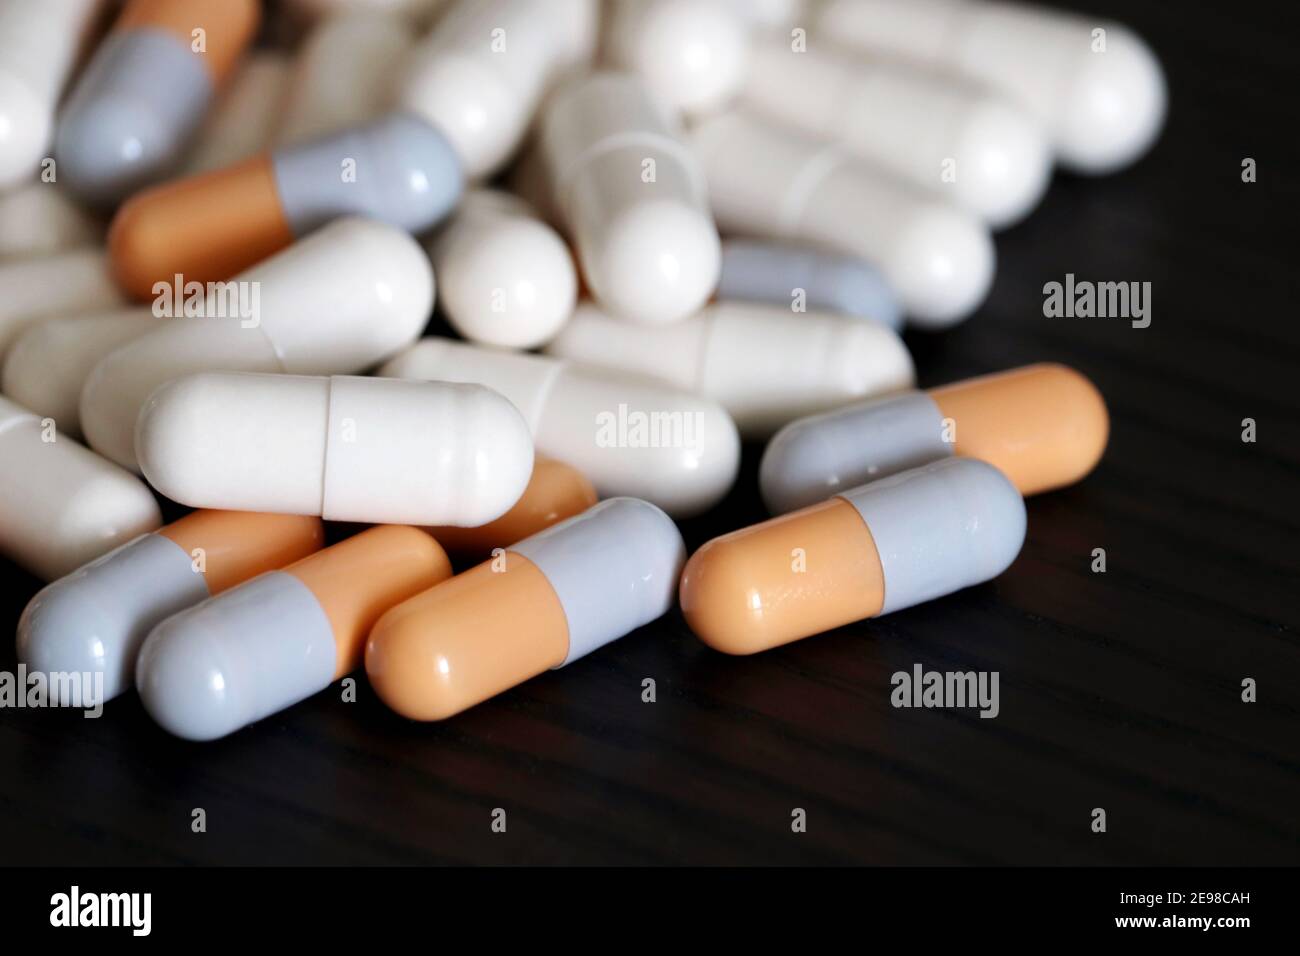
1,0,1296,865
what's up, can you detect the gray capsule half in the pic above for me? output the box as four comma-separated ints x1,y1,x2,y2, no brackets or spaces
718,239,903,330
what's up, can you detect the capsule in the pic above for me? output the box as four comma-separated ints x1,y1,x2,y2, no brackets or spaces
427,456,598,564
368,498,683,721
692,110,994,328
0,249,125,359
3,308,158,438
136,371,535,526
107,111,461,299
81,217,433,470
398,0,597,178
0,0,103,190
428,189,577,349
718,239,903,331
546,301,915,438
181,50,291,175
379,337,740,519
681,458,1026,654
760,364,1109,513
137,526,450,740
604,0,750,117
539,73,721,324
54,0,262,204
0,394,161,581
720,0,805,32
18,511,323,704
0,183,104,260
814,0,1167,175
277,10,415,147
741,38,1051,229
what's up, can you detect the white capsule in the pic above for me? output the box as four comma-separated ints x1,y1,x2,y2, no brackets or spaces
814,0,1166,175
0,394,161,581
79,217,434,471
3,308,158,438
428,189,577,349
720,0,806,32
604,0,751,118
539,73,721,324
547,302,915,438
692,111,994,328
379,337,741,518
0,0,103,189
181,51,292,175
398,0,597,178
0,248,125,359
276,11,414,147
137,372,534,526
0,183,103,260
741,38,1051,228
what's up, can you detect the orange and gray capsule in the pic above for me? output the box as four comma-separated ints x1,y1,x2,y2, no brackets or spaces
681,458,1026,656
760,363,1108,514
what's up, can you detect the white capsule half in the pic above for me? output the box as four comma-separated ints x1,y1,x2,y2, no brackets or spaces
692,111,994,328
182,51,292,175
379,337,741,518
814,0,1166,175
0,248,125,359
0,394,161,581
428,189,577,349
136,372,534,526
0,183,103,260
80,217,434,471
547,302,915,438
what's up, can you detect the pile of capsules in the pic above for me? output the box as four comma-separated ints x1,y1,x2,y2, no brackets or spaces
0,0,1164,740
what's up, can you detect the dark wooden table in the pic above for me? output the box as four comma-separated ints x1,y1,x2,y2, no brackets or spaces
1,0,1295,865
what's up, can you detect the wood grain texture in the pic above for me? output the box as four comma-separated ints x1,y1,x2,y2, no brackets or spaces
0,0,1296,865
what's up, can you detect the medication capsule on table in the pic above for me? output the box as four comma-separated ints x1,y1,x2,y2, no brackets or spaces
813,0,1167,175
137,526,450,740
680,458,1026,655
18,511,323,704
399,0,597,179
428,189,577,349
81,217,434,471
692,111,994,328
538,72,721,325
718,239,903,331
546,301,915,439
3,308,158,438
136,372,534,527
181,51,291,175
55,0,262,205
0,183,104,261
0,394,161,581
0,249,125,358
760,363,1109,513
368,498,684,721
604,0,750,118
427,456,598,564
741,39,1051,229
277,10,415,147
0,0,103,189
108,111,461,299
379,338,740,519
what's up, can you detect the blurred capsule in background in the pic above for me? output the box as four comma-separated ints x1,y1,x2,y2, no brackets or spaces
82,217,434,471
18,511,324,705
681,458,1026,655
136,372,535,527
180,50,292,175
717,239,902,331
547,301,915,439
761,363,1109,513
0,183,104,261
0,394,161,582
538,72,721,325
138,526,450,740
814,0,1167,175
55,0,262,205
0,249,124,358
692,110,995,329
368,498,684,721
379,337,741,519
427,189,577,349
